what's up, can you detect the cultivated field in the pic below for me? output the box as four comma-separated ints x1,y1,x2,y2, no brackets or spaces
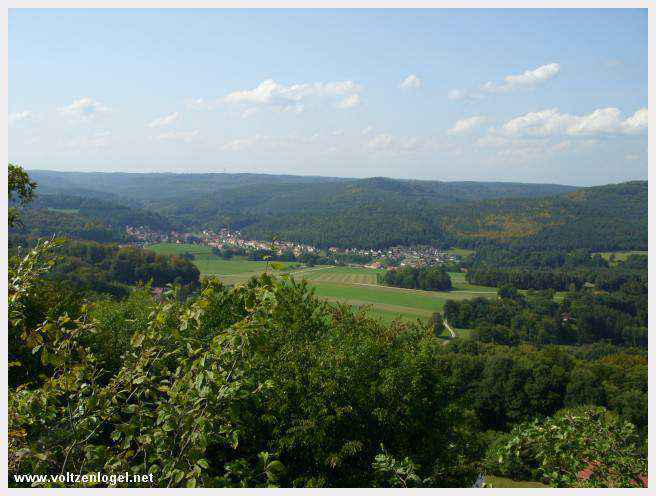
594,250,648,263
147,242,297,276
146,243,497,329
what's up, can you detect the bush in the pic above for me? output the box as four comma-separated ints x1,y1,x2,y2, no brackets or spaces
491,406,647,487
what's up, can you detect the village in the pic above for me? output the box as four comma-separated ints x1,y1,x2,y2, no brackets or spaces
124,225,463,269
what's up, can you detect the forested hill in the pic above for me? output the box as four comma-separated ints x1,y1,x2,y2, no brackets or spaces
23,170,646,251
28,170,576,204
237,181,646,251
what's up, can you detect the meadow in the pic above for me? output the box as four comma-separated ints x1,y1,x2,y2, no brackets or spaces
594,250,648,263
148,243,497,330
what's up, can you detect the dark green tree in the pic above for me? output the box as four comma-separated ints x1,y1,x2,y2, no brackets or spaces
8,163,37,227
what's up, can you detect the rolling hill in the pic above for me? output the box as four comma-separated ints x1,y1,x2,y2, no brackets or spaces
22,170,646,251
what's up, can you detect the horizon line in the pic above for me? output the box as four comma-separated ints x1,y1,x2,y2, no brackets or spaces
24,167,650,189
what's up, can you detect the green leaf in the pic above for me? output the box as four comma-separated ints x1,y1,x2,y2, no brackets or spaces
267,460,285,474
173,469,184,484
131,333,145,348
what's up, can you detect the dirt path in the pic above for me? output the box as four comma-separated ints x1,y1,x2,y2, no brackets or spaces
443,319,456,339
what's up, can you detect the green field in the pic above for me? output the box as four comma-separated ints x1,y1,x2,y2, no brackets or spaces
147,242,297,277
594,250,647,263
485,475,548,488
47,207,80,214
302,271,495,326
147,243,497,326
444,247,475,257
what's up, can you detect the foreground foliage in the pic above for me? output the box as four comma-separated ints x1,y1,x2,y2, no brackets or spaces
7,166,648,488
9,241,647,487
9,243,481,487
489,407,647,487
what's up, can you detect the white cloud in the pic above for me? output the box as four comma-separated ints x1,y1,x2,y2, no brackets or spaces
448,89,481,101
336,94,361,109
157,130,199,143
475,134,511,148
578,139,601,148
9,110,34,126
619,108,648,134
147,112,179,128
65,130,111,149
567,108,621,135
496,144,545,161
362,125,373,135
552,141,571,152
222,138,254,151
332,129,344,136
447,115,489,136
399,137,421,151
475,133,554,163
241,107,259,119
399,74,422,90
223,78,363,114
498,107,648,138
60,97,110,122
367,133,394,150
500,108,574,137
185,97,217,111
449,63,560,101
221,132,322,152
474,106,646,163
364,133,431,156
488,63,560,92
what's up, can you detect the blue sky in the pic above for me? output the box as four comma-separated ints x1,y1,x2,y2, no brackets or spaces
9,8,648,185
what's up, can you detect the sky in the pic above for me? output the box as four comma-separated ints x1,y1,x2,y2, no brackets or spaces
8,8,648,186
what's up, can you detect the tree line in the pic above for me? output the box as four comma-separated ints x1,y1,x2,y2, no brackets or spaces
444,282,647,348
378,265,452,291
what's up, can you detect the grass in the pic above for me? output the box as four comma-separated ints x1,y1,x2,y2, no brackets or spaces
454,327,473,339
148,244,497,326
147,243,214,256
47,207,80,214
448,271,498,293
594,250,647,263
147,242,296,277
444,247,475,257
485,475,548,488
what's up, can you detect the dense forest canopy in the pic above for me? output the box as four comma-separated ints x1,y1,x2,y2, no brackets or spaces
379,266,452,291
28,170,577,204
20,171,646,251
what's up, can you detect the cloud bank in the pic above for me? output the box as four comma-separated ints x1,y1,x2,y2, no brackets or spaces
449,63,560,101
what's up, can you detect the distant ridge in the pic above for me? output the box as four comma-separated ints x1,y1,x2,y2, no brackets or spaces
23,170,645,251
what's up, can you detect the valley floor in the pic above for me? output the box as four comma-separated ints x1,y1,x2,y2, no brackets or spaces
147,243,497,327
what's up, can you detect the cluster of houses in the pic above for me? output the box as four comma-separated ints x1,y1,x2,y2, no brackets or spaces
126,226,462,268
125,226,201,245
199,229,319,258
361,246,462,269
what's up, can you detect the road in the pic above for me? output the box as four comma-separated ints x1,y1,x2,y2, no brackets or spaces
443,319,456,339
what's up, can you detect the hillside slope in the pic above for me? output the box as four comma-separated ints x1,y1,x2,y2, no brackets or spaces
24,171,646,251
